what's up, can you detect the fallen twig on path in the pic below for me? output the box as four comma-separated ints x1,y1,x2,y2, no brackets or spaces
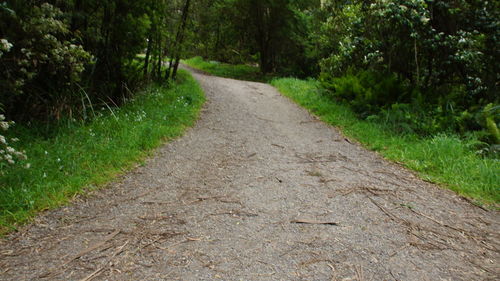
79,239,129,281
40,229,120,278
355,264,364,281
291,219,338,226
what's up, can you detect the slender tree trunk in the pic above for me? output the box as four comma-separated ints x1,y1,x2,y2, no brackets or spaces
166,0,191,80
414,38,419,87
252,2,272,74
157,39,162,78
144,30,153,77
166,57,175,80
172,54,182,80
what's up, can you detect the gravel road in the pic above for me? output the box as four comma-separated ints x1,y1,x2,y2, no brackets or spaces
1,66,498,280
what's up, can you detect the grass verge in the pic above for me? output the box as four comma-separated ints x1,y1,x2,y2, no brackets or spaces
183,56,272,82
271,78,499,206
0,70,205,234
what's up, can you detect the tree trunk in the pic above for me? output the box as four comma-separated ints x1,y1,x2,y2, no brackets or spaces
166,0,191,80
252,2,272,74
143,30,153,77
172,54,181,80
157,40,163,79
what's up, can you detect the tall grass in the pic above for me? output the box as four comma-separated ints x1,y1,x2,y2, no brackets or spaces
0,70,205,233
271,78,499,206
183,56,272,82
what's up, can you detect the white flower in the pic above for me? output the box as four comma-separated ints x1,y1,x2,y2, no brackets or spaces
420,17,430,24
0,135,6,144
0,121,10,130
0,39,13,52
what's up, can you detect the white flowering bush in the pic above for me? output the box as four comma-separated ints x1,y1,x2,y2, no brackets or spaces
0,114,26,169
320,0,498,100
0,3,91,118
317,0,499,140
0,38,13,58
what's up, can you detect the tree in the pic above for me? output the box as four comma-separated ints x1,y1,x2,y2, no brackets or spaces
166,0,192,80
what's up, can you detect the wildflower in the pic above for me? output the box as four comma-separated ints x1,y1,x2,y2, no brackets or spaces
0,39,13,52
0,121,10,130
420,17,430,24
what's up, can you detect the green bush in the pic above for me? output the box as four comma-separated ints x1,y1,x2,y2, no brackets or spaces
320,70,407,117
320,68,500,146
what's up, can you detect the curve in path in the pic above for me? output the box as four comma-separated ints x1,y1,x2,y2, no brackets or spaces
0,67,498,280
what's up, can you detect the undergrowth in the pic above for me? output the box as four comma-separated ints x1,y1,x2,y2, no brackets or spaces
0,70,205,234
271,78,499,206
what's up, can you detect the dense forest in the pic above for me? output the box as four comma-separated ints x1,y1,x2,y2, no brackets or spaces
0,0,499,165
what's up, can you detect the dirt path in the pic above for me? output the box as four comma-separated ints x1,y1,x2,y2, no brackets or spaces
1,67,499,281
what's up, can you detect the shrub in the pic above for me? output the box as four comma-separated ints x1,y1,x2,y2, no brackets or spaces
0,114,26,171
321,70,408,117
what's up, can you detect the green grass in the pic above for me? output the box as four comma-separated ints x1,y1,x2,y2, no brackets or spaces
183,56,272,82
271,78,500,206
0,70,205,233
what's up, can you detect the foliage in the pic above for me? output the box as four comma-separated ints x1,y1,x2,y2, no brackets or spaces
321,70,408,117
0,70,205,233
315,0,499,144
187,0,320,76
0,0,194,120
0,3,91,119
318,0,499,103
272,77,500,206
0,114,26,169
